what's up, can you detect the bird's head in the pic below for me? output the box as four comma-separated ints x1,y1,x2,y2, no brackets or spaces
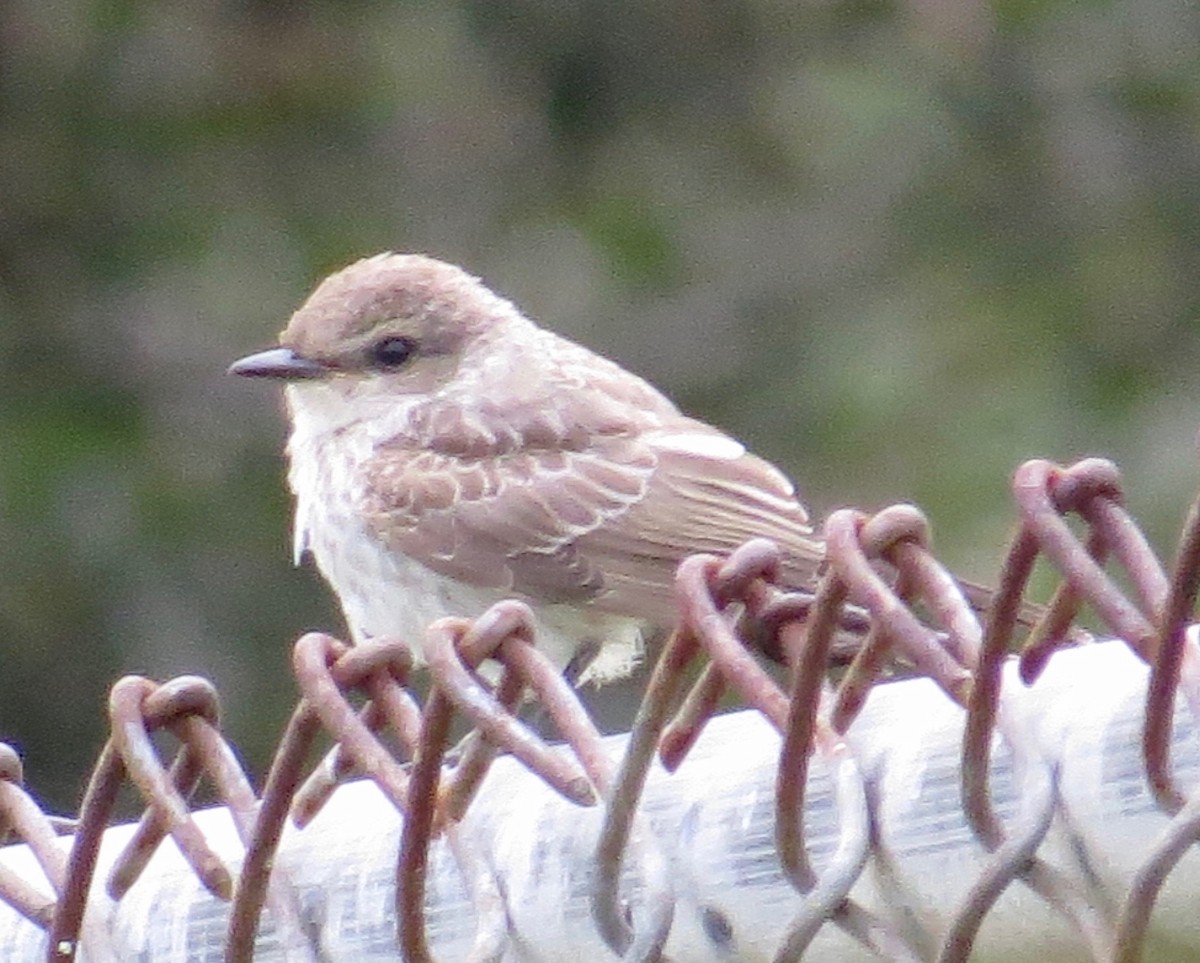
230,253,521,407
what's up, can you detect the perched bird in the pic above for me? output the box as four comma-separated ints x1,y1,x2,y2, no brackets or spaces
230,253,826,683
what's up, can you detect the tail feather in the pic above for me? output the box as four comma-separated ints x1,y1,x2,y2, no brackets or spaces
958,578,1059,634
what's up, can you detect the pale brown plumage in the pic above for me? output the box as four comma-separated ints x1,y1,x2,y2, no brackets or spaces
230,253,825,681
361,377,823,624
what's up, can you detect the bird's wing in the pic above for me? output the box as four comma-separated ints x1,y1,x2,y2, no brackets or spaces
360,415,822,626
575,423,823,619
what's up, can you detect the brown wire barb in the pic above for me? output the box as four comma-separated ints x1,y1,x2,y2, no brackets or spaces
1,454,1199,961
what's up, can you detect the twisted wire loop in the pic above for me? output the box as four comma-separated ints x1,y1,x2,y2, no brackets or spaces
989,457,1200,962
401,606,599,963
603,542,900,962
228,632,423,961
842,505,1108,961
44,674,307,963
291,636,423,826
406,602,679,963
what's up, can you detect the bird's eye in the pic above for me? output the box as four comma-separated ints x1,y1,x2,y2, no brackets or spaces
370,336,417,368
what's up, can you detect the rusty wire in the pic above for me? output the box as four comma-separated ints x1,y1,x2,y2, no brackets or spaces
399,604,614,963
0,748,69,933
0,454,1199,961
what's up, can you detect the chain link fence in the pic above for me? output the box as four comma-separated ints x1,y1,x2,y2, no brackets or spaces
2,456,1199,961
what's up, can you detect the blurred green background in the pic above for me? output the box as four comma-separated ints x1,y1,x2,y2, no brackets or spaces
1,0,1198,812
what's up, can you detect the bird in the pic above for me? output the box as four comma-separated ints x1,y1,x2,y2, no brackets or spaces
228,253,839,683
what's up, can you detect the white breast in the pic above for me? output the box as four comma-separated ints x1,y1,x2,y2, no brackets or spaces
283,383,645,683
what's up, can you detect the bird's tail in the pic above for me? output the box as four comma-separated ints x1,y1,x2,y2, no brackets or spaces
760,570,1085,668
958,578,1067,635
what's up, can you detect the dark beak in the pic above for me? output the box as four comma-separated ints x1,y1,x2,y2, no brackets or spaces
228,347,329,380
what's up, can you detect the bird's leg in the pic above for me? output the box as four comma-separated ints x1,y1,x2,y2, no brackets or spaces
515,637,604,743
561,637,603,688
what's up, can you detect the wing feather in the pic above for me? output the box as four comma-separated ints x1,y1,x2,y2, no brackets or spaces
360,408,823,627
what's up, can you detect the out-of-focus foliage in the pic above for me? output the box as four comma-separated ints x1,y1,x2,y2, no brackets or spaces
1,0,1198,810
